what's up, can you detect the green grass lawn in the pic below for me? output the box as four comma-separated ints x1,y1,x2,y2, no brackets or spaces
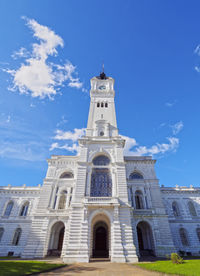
135,260,200,276
0,260,65,276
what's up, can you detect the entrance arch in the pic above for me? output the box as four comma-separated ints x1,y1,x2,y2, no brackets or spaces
47,221,65,256
93,221,108,258
90,213,110,259
137,221,155,256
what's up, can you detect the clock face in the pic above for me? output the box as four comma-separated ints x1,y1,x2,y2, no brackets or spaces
98,85,106,90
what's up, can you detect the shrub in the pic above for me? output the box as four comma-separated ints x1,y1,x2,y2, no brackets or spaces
165,254,170,260
171,253,183,264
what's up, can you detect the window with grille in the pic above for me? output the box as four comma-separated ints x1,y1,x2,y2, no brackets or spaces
4,201,14,217
20,202,29,216
90,168,112,197
188,201,197,217
172,201,180,217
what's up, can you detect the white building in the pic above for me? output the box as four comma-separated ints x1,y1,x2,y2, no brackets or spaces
0,72,200,262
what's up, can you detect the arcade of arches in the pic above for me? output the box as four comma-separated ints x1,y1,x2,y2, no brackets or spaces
47,219,156,258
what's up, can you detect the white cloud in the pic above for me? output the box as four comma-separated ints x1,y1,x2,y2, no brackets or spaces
170,121,183,135
165,101,176,107
50,128,86,153
159,122,166,128
56,115,68,127
6,115,11,123
11,47,29,59
0,141,46,161
50,127,179,157
54,128,85,141
50,142,79,153
122,134,179,156
195,66,200,73
195,45,200,55
129,137,179,156
4,17,83,99
121,135,137,155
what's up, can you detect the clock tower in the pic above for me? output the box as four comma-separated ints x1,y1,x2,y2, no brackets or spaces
86,71,118,138
63,71,138,263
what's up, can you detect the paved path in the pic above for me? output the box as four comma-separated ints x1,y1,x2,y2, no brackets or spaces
38,262,164,276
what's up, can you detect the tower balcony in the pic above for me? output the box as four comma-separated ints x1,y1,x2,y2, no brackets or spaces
132,208,155,216
84,196,119,206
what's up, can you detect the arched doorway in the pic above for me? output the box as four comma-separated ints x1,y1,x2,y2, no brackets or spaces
93,221,109,258
137,221,155,256
47,221,65,257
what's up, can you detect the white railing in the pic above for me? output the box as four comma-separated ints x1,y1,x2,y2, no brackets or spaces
85,197,118,204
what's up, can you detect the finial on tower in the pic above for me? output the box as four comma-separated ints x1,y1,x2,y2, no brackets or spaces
97,63,107,80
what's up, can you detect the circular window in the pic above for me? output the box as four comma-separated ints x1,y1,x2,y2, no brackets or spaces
100,131,104,136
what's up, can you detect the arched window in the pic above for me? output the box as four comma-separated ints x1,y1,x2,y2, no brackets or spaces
58,190,67,209
12,228,22,246
90,168,112,197
20,202,29,217
101,102,104,107
93,155,110,166
196,228,200,242
60,172,74,179
179,228,189,246
188,201,197,217
172,201,180,217
105,102,108,108
135,190,144,209
129,172,143,180
97,102,100,107
4,201,14,217
0,228,4,242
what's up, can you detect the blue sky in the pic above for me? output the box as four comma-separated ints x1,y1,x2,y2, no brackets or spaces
0,0,200,187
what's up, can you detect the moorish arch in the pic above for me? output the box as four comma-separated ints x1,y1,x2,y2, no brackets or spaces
47,221,65,256
90,211,111,259
136,221,155,257
88,150,113,164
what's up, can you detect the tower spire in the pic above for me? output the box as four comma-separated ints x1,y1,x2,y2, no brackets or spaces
98,63,107,80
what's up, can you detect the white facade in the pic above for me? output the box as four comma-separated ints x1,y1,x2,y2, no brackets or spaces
0,73,199,262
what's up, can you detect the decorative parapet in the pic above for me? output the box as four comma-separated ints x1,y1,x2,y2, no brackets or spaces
47,155,78,166
161,185,200,194
0,184,41,194
124,156,156,164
